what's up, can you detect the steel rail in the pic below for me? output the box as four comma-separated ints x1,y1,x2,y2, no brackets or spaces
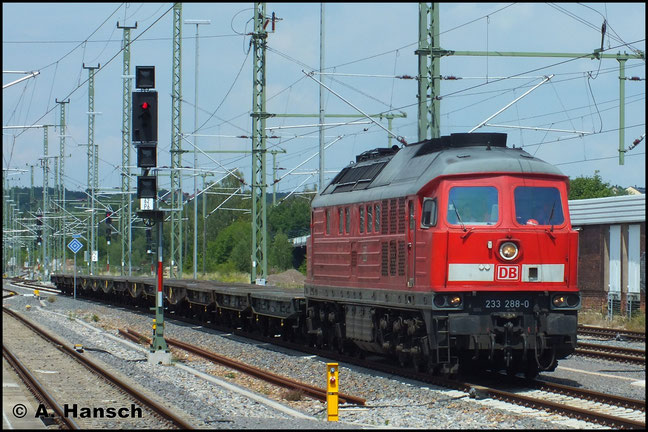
577,342,645,357
466,384,645,429
3,307,194,430
3,343,80,429
578,325,645,342
575,342,645,365
532,379,645,412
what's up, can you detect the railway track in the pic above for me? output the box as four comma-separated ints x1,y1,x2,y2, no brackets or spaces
578,325,645,342
6,278,61,295
575,341,645,365
3,344,80,429
2,306,194,429
119,327,366,406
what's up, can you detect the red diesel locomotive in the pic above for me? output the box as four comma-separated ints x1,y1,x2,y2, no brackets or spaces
305,133,580,377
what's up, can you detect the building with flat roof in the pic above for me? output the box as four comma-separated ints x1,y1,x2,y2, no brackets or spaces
569,194,645,316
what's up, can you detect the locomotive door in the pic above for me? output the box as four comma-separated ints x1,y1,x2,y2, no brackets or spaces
407,200,415,287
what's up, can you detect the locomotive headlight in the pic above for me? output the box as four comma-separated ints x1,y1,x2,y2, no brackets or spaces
552,295,566,307
433,294,463,309
551,294,580,309
566,295,580,308
499,242,519,261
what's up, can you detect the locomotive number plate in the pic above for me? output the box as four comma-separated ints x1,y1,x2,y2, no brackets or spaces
483,296,532,311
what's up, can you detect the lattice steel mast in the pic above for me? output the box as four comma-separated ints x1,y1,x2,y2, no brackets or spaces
119,21,137,275
83,63,100,274
417,3,441,141
56,99,69,272
170,3,183,279
251,3,269,284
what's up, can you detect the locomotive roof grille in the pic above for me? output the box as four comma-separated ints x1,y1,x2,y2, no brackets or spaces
323,160,390,194
355,146,400,163
415,133,507,157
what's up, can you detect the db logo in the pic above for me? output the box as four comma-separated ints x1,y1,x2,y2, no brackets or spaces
496,265,520,281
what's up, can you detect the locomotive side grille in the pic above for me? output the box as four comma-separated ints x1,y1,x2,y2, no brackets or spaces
381,242,389,276
398,240,406,276
389,199,397,234
381,200,388,235
398,197,406,233
389,240,397,276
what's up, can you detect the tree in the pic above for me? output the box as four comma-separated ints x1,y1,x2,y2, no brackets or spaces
268,195,311,238
206,219,250,270
269,232,293,271
569,171,628,200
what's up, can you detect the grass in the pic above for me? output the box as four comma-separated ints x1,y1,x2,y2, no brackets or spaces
579,309,645,332
282,389,304,401
195,271,250,284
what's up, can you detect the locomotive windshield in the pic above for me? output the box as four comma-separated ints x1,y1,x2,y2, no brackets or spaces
447,186,498,226
514,186,564,226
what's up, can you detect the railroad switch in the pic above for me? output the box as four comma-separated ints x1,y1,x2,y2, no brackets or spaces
74,344,84,353
326,363,339,421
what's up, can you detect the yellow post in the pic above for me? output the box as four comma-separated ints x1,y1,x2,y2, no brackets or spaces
33,289,40,299
326,362,339,422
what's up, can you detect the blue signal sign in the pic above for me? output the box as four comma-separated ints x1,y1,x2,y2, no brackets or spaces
67,238,84,254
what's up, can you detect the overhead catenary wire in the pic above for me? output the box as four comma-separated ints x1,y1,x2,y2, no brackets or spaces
8,4,175,142
4,4,644,199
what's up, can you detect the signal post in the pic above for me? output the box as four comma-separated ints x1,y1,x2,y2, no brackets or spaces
132,66,170,365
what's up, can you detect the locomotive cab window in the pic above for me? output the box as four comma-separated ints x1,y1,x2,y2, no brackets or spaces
421,198,437,228
514,186,564,226
447,186,498,226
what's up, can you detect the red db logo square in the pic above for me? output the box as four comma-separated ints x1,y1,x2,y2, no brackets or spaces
496,265,520,281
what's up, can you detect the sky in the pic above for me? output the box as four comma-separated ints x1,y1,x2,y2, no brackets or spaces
3,3,646,204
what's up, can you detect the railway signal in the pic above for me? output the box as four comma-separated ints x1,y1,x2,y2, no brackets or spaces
136,142,157,168
132,91,158,143
135,65,155,89
132,65,169,363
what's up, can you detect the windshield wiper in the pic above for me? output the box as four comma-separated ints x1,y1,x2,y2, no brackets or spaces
547,200,556,232
451,199,466,232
